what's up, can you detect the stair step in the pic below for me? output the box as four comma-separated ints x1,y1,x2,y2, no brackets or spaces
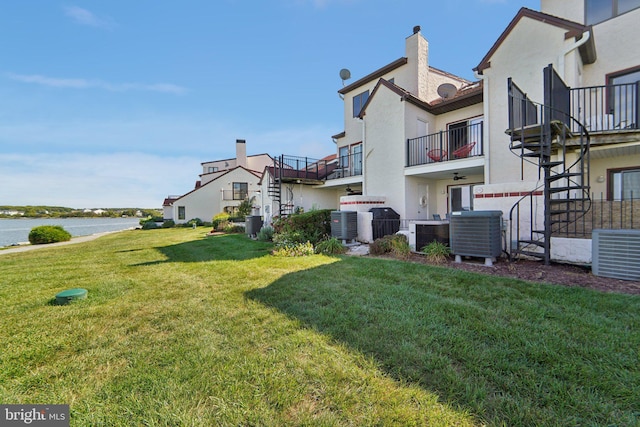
548,186,584,193
540,161,564,167
548,199,590,205
547,172,583,182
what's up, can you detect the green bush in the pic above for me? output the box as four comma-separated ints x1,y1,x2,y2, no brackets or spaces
223,224,245,233
141,221,159,230
187,218,204,227
161,219,175,228
421,240,451,264
272,241,315,257
28,225,72,245
369,234,411,259
256,226,274,242
212,212,230,231
315,237,347,255
390,234,411,260
272,209,331,245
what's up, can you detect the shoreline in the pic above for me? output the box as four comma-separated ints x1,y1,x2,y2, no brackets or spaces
0,228,136,255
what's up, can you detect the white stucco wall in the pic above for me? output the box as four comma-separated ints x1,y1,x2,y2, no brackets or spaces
482,17,578,186
540,0,583,23
172,167,261,224
363,85,408,216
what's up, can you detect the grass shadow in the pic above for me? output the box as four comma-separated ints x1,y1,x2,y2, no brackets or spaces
246,255,640,426
132,233,272,266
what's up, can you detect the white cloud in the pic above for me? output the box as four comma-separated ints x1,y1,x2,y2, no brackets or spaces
7,73,188,94
0,152,199,208
64,6,115,29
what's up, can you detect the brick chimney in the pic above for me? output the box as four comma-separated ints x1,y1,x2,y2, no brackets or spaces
236,139,247,168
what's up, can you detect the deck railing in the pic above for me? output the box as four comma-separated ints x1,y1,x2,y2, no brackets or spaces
570,82,639,133
407,122,483,167
325,151,362,180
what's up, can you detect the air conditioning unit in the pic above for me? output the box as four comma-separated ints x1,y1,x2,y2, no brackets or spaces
331,211,358,241
449,210,503,266
245,215,263,238
592,229,640,281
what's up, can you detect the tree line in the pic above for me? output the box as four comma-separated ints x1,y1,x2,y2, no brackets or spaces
0,206,162,219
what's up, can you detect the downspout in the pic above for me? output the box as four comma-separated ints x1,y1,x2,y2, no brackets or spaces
474,70,489,185
357,116,366,195
558,30,591,81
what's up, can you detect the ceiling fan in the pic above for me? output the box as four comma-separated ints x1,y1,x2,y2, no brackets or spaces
453,172,467,181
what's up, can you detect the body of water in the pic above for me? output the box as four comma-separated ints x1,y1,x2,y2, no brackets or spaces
0,217,142,247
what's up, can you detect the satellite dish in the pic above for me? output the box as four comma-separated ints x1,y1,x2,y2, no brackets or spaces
437,83,458,99
339,68,351,82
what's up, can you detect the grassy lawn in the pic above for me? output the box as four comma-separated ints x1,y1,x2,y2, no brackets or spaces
0,228,638,426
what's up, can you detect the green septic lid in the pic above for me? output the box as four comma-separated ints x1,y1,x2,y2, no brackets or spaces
55,288,88,305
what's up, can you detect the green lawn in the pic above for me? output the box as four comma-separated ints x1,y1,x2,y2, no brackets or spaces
0,228,638,426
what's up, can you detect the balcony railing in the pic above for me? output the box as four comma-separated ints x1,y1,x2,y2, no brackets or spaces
325,151,362,180
570,82,639,133
407,122,483,167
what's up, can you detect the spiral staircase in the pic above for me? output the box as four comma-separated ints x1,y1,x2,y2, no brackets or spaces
506,65,591,265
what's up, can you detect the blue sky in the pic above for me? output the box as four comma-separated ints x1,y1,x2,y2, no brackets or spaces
0,0,538,208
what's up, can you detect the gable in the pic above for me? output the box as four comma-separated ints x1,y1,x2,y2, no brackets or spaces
475,7,595,73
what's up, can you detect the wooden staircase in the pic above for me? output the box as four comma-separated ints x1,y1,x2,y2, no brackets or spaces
506,65,591,264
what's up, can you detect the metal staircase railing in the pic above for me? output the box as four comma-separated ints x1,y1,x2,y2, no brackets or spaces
506,65,591,265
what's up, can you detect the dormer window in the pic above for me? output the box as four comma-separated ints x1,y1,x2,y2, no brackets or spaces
353,90,369,117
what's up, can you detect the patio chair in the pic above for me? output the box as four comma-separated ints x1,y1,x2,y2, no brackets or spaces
427,148,447,162
452,141,476,158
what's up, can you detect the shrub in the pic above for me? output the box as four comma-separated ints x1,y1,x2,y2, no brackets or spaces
390,234,411,260
421,240,451,264
256,226,274,242
223,223,245,233
369,234,411,259
315,237,347,255
28,225,72,245
212,212,230,231
161,219,175,228
141,221,159,230
272,209,331,245
187,218,204,227
272,241,315,257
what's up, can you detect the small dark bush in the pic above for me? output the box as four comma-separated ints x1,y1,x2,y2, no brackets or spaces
369,234,410,258
224,224,245,233
161,219,175,228
141,221,160,230
28,225,72,245
272,209,331,245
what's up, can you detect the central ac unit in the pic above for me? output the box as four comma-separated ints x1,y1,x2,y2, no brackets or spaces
449,210,503,266
331,211,358,241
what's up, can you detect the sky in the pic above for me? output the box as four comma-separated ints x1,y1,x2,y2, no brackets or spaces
0,0,539,209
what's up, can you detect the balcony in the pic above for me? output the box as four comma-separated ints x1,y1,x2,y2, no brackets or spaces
325,151,363,180
570,82,638,133
407,122,483,167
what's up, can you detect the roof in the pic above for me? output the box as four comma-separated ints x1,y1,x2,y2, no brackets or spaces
338,58,408,95
475,7,596,73
169,165,262,203
358,78,483,118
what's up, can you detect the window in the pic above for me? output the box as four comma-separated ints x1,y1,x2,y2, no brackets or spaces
208,166,218,173
233,182,248,200
449,185,474,212
352,144,363,175
178,206,186,220
608,67,640,128
609,168,640,200
586,0,640,24
352,90,369,117
339,146,349,168
447,117,483,157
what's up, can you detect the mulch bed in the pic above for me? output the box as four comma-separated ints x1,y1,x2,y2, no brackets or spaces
405,253,640,295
